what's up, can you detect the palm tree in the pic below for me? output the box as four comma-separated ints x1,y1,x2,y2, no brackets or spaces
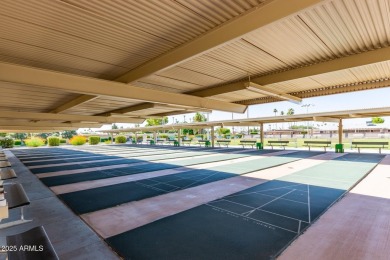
193,112,207,135
280,111,285,129
287,108,295,116
273,109,278,129
287,108,295,128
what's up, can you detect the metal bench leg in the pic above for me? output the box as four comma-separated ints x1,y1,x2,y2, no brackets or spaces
358,148,360,153
379,148,381,154
0,206,32,229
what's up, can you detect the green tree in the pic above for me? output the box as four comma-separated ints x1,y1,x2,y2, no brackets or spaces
193,112,207,122
273,108,278,116
372,117,385,124
287,108,295,127
112,123,119,129
280,111,284,116
146,117,168,126
287,108,295,116
61,130,77,139
11,133,27,140
216,127,231,135
37,133,50,139
0,133,7,137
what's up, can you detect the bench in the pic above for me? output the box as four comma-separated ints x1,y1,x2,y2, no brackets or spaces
182,140,192,146
0,183,31,229
165,139,176,146
268,140,289,150
239,140,257,148
352,141,388,154
198,140,211,147
0,168,17,180
156,139,165,145
303,141,331,151
216,139,231,147
0,161,11,168
5,226,59,260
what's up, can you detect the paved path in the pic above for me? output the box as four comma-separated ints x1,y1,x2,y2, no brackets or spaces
0,150,119,260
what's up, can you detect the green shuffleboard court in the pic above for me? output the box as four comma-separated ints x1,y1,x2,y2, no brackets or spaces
59,151,320,214
106,153,384,260
39,149,276,187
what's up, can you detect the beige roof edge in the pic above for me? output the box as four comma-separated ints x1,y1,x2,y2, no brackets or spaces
0,62,246,114
99,106,390,133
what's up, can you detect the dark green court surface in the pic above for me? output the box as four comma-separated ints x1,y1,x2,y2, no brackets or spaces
39,149,276,187
60,151,319,214
105,153,384,260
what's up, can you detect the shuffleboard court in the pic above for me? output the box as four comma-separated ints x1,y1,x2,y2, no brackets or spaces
13,145,200,161
39,149,277,187
22,148,217,166
105,153,384,260
26,148,229,174
60,151,320,214
23,146,246,173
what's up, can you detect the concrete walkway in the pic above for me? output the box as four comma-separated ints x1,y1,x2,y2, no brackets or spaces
278,155,390,260
0,150,119,260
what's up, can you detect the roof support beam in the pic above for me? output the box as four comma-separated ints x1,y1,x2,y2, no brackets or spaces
313,116,340,123
0,62,246,113
245,82,302,104
0,121,103,128
0,111,144,123
0,129,65,133
107,103,156,115
187,82,246,97
115,0,322,83
50,95,98,113
250,47,390,86
0,126,80,131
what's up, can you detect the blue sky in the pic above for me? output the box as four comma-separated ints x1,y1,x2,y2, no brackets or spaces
94,87,390,131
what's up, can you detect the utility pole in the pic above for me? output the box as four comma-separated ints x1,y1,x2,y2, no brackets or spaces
301,104,315,137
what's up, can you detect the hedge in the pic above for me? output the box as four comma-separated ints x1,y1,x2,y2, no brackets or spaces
89,136,100,145
0,137,14,148
25,137,45,147
69,136,87,146
115,135,127,144
48,136,60,146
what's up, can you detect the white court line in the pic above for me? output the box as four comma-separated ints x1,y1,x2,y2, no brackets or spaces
205,203,298,234
241,189,296,217
222,184,304,200
147,179,182,189
307,184,311,223
251,191,309,205
134,182,172,193
218,197,310,224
